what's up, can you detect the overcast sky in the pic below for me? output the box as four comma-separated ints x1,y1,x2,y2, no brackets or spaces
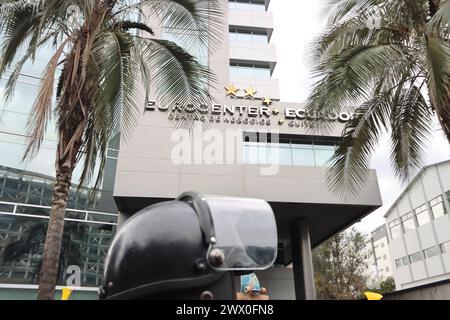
268,0,450,235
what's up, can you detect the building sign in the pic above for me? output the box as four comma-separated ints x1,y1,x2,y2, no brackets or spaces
144,85,353,128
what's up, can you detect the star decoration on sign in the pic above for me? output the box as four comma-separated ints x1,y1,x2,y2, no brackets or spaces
225,84,239,97
244,87,257,99
262,97,273,106
272,108,280,115
278,119,285,125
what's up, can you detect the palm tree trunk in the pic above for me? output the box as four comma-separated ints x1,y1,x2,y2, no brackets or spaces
36,164,72,300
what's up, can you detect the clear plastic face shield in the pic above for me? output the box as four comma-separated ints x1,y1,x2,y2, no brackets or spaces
177,192,278,271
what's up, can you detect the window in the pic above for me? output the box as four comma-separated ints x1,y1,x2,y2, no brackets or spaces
415,204,430,226
383,254,387,260
441,241,450,253
402,256,409,266
385,266,390,272
243,134,339,167
430,195,446,219
229,63,271,79
381,242,385,248
389,219,402,239
409,251,425,264
291,144,316,166
401,212,416,231
229,0,266,12
229,29,268,44
395,257,409,268
313,145,335,167
425,245,442,258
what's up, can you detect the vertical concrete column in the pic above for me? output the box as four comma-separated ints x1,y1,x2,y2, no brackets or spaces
290,219,316,300
117,211,130,229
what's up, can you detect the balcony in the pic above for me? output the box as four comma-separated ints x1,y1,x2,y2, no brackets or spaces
229,8,274,36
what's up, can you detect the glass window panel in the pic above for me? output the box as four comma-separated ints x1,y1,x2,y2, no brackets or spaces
432,202,445,219
430,196,446,219
15,205,51,217
292,147,315,166
0,203,15,213
0,79,40,114
244,144,259,164
390,225,401,239
402,217,416,232
0,214,48,285
250,2,265,11
87,212,118,224
252,33,268,43
425,245,442,258
0,140,28,172
313,146,335,167
267,144,292,166
229,65,239,77
235,1,250,10
229,31,237,42
441,241,450,253
253,67,270,79
416,208,430,226
402,256,409,265
0,111,29,133
395,259,402,268
236,31,252,42
238,65,254,77
409,251,424,263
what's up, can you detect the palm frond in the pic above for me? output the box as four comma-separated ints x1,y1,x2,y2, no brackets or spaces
305,44,410,134
326,87,396,197
424,36,450,108
24,38,69,159
141,0,223,55
389,84,433,182
426,0,450,36
140,38,215,130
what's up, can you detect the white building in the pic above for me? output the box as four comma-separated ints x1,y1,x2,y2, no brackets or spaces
366,225,393,287
385,160,450,290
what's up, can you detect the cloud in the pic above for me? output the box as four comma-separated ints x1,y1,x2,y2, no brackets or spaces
269,0,450,235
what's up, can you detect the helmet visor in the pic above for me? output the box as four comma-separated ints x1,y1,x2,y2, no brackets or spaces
204,195,278,271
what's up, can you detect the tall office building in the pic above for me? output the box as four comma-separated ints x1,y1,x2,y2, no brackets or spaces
365,225,393,287
0,1,382,300
385,160,450,291
113,0,382,300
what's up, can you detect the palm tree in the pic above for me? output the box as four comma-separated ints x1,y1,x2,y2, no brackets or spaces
0,0,221,299
305,0,449,197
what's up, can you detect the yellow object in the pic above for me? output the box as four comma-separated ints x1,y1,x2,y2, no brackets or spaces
61,288,74,300
364,292,383,300
262,97,272,106
244,87,257,99
225,84,239,97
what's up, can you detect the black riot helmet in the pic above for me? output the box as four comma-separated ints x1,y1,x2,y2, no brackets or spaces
99,191,278,300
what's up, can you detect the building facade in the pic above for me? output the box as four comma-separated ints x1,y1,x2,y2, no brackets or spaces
113,0,382,300
385,160,450,291
365,225,393,287
0,1,383,300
